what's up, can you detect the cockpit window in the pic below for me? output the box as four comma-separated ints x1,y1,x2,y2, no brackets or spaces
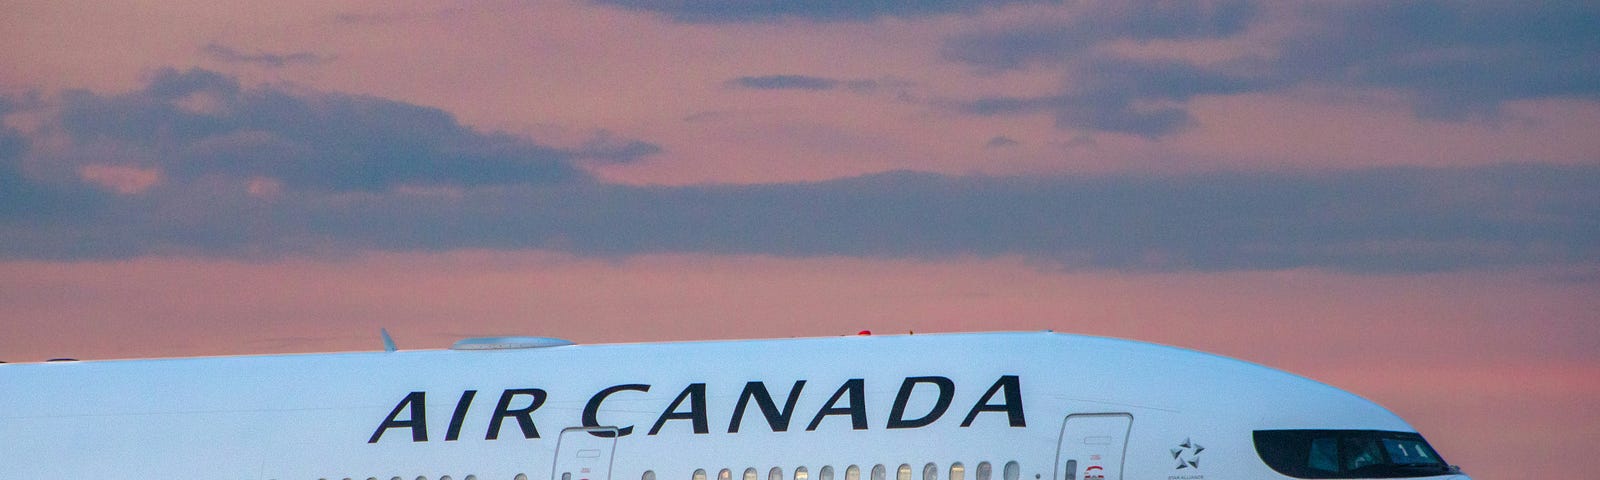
1254,430,1453,479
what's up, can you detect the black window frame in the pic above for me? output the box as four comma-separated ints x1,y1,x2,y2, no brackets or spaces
1254,429,1453,479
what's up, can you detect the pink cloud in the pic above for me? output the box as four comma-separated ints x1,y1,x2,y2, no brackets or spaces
77,164,161,194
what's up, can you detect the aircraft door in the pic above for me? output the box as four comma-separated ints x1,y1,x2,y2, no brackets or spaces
1056,413,1132,480
553,426,619,480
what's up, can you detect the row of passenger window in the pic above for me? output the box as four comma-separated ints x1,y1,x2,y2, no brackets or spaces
658,461,1022,480
319,476,481,480
318,475,550,480
318,476,488,480
318,460,1021,480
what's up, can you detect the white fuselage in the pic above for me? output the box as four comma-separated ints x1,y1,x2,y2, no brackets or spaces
0,332,1468,480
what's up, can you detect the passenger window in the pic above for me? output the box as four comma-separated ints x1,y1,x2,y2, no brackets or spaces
442,476,453,480
694,469,707,480
719,469,733,480
1002,462,1018,480
898,464,912,480
871,465,886,480
818,466,832,480
846,465,861,480
770,467,783,480
745,467,759,480
924,464,938,480
975,463,990,480
564,473,573,480
517,475,529,480
950,462,964,480
796,466,810,480
644,471,656,480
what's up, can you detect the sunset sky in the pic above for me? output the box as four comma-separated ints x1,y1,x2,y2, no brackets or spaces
2,1,1596,477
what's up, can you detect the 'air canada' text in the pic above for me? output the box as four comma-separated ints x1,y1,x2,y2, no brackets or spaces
369,375,1024,443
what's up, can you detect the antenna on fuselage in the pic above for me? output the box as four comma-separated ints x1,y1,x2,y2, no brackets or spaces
380,328,398,352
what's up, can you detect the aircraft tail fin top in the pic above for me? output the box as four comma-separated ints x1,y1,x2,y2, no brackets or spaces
380,328,397,353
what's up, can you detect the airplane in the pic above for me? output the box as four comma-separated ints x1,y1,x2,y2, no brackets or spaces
0,331,1469,480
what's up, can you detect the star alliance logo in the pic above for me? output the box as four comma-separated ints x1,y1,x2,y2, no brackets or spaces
1172,437,1204,469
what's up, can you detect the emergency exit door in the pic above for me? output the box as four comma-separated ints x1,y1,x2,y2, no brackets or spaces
1056,413,1132,480
553,427,619,480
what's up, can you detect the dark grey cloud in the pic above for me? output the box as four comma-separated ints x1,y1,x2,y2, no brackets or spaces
731,75,841,91
0,96,108,225
1279,2,1600,119
961,59,1267,136
202,44,330,68
984,136,1020,148
594,0,1057,23
728,75,882,92
943,0,1258,71
946,1,1600,135
7,73,1594,271
53,68,584,192
0,99,37,218
6,138,1597,271
570,131,664,165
